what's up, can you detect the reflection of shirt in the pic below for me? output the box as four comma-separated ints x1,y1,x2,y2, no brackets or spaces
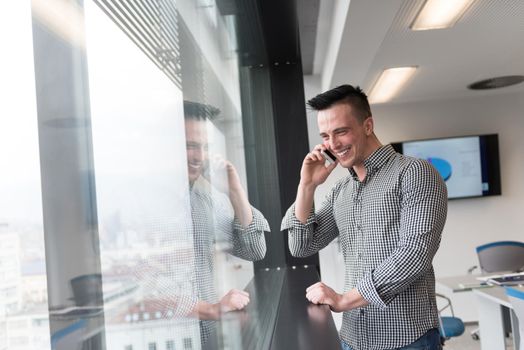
191,176,269,343
281,145,447,350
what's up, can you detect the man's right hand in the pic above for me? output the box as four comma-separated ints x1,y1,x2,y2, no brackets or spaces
300,144,338,188
219,288,250,313
295,145,338,223
193,289,250,320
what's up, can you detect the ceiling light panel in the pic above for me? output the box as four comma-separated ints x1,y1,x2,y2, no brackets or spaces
411,0,476,31
369,67,417,104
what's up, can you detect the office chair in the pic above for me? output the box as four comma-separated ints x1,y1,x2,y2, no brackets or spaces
471,240,524,340
436,293,465,343
506,287,524,350
476,241,524,273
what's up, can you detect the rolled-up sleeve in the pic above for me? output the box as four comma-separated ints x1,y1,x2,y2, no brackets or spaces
281,184,341,258
356,160,447,308
231,206,269,261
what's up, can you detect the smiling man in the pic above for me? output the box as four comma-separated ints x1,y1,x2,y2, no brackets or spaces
281,85,448,350
183,101,269,344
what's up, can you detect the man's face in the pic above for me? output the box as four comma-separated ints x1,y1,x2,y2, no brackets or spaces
185,119,208,183
317,103,373,169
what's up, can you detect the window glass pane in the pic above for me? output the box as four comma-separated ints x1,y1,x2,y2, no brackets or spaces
83,0,268,349
20,0,269,349
0,2,51,350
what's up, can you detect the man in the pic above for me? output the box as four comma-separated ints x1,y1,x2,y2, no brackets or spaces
137,101,268,345
281,85,447,350
183,101,268,343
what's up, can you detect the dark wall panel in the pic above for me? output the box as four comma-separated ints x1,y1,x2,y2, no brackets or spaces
237,0,319,270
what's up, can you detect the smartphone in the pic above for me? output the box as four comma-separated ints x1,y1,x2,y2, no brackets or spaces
321,149,337,164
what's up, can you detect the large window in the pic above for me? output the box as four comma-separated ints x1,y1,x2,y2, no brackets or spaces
1,0,270,349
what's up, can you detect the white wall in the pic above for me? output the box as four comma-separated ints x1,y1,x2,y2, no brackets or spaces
304,88,524,323
372,91,524,278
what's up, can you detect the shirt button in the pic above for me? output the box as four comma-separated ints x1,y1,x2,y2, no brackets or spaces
360,309,365,315
356,224,362,231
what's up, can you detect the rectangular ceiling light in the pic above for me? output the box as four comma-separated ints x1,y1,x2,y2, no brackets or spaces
411,0,476,31
368,67,417,104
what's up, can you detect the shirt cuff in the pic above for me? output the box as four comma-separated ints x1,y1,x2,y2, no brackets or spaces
280,203,316,231
233,206,270,233
356,272,389,310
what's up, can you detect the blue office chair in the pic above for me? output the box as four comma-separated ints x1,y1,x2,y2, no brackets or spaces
506,286,524,350
476,241,524,273
436,293,465,342
470,241,524,340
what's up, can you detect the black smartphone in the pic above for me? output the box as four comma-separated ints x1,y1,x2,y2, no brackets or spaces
321,149,337,164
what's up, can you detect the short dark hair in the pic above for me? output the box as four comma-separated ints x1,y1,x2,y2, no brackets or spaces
307,84,371,123
183,100,220,121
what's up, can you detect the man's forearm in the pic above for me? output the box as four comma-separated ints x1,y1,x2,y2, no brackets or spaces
295,182,316,223
229,185,253,228
306,282,369,312
192,300,220,320
337,288,370,311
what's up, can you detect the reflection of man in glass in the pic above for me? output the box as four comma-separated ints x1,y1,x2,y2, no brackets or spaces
183,101,268,343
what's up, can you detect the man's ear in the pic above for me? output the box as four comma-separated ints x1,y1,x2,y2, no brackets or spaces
364,117,374,136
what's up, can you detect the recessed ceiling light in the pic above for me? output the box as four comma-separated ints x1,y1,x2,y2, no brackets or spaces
411,0,476,31
368,67,417,104
468,75,524,90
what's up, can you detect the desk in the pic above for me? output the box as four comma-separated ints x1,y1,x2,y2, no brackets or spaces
438,274,490,292
437,274,490,322
474,287,520,350
507,286,524,350
203,267,341,350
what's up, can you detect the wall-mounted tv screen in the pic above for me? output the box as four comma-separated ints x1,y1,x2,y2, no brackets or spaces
391,134,501,200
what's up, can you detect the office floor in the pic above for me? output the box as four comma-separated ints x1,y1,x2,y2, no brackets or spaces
442,324,480,349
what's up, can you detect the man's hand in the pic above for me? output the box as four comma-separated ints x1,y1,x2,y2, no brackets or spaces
306,282,370,312
295,145,338,223
192,289,249,320
203,155,253,227
300,144,338,188
306,282,346,312
204,154,240,193
219,288,250,313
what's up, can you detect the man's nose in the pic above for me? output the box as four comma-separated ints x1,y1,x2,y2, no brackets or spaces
328,136,340,150
196,147,208,161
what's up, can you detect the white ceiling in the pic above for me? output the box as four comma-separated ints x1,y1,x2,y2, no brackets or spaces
315,0,524,104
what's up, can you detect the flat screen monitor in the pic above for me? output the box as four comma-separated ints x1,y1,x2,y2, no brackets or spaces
391,134,501,199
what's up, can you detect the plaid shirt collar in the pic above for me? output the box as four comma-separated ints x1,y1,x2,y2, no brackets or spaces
348,144,396,181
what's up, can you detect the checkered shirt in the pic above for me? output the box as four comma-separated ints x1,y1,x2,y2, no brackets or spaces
281,145,448,350
191,176,269,343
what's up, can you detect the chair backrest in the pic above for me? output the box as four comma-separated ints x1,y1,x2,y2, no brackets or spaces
506,287,524,350
476,241,524,273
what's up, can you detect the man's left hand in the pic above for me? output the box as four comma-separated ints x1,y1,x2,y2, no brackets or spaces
306,282,346,312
